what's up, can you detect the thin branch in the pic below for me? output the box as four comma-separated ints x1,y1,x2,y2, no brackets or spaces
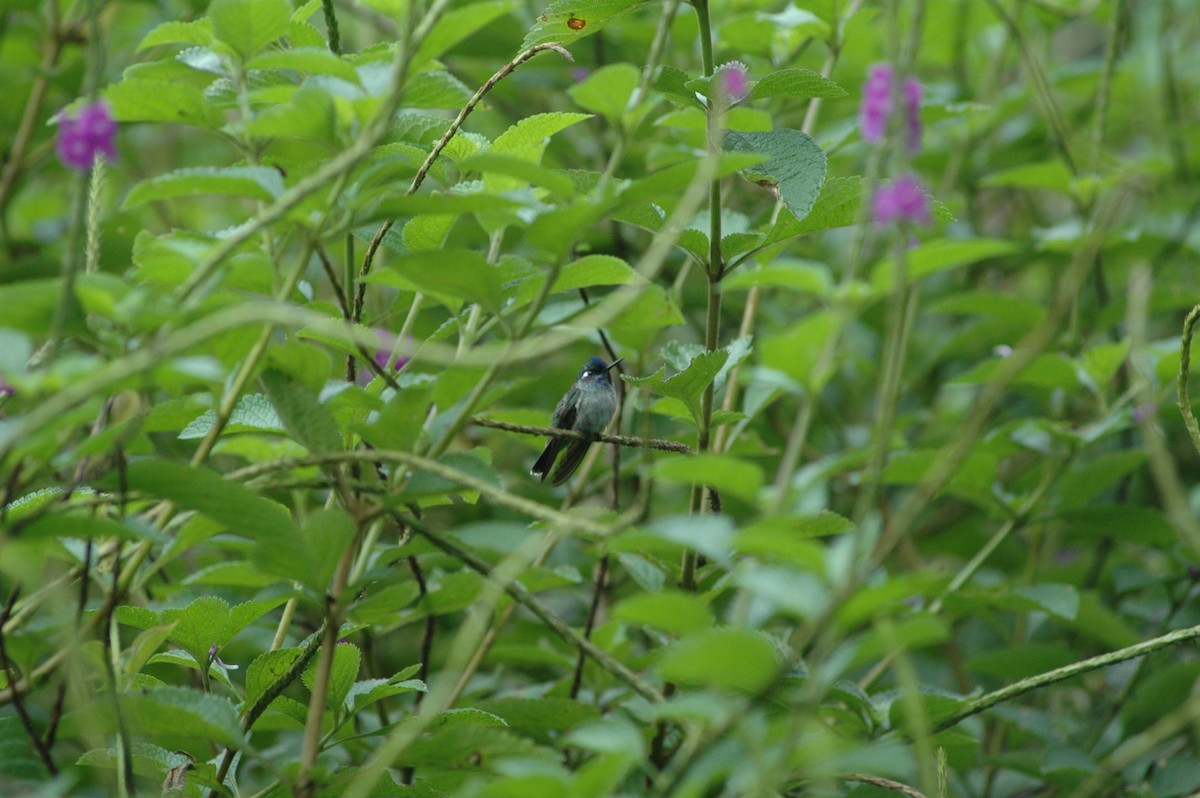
471,417,693,454
229,450,619,539
403,515,664,704
0,591,58,776
569,554,609,699
838,773,928,798
354,43,574,321
932,622,1200,733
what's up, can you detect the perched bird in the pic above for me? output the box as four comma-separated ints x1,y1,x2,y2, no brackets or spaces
531,356,622,486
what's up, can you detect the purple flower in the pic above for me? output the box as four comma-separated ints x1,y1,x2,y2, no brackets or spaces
903,77,922,154
872,175,931,226
860,65,924,154
716,61,750,104
56,100,117,172
0,378,12,398
860,64,895,143
570,67,591,83
207,644,238,670
358,329,411,386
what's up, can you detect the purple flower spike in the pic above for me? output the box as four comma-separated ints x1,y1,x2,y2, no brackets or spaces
716,61,750,104
872,175,931,227
860,64,895,143
56,100,117,172
903,76,922,154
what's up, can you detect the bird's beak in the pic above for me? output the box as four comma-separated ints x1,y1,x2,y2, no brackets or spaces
604,358,623,372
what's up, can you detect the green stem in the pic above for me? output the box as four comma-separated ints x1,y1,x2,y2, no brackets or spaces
933,622,1200,733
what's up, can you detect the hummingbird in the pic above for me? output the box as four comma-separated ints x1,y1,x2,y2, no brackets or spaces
531,356,622,486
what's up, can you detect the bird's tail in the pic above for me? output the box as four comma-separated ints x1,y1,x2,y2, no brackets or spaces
550,439,593,486
530,439,565,482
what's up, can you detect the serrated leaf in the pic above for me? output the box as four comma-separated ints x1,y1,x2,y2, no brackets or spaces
179,394,283,439
623,350,729,424
522,0,651,48
245,47,360,83
405,69,473,109
138,18,215,50
254,508,356,591
245,647,303,711
123,166,285,209
260,369,343,453
651,65,698,104
210,0,291,59
724,128,827,221
104,79,220,127
749,68,847,101
71,687,244,749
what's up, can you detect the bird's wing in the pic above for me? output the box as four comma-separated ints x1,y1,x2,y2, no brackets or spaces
551,391,578,431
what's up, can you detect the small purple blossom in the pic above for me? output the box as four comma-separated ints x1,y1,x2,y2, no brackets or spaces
903,77,922,154
860,65,924,154
716,61,750,104
1133,402,1157,424
570,67,591,83
993,344,1014,358
207,644,238,670
860,64,895,143
358,329,411,386
872,175,931,226
0,378,13,398
56,100,117,172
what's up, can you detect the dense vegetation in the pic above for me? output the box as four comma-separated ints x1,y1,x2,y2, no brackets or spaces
3,0,1200,795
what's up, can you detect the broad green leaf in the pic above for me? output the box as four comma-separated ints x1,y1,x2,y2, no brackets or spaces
760,309,843,390
724,128,827,221
1013,584,1080,620
659,629,777,691
138,18,215,49
245,647,304,711
887,686,968,729
522,0,652,48
348,676,426,712
123,166,285,208
459,153,576,197
749,68,847,101
209,0,291,59
568,63,640,122
260,369,344,453
245,47,360,83
612,591,713,635
366,249,505,311
254,508,356,591
0,717,43,781
301,642,360,712
870,238,1019,292
405,69,473,109
654,454,763,502
764,176,864,244
981,159,1073,193
104,79,221,127
623,349,729,423
491,112,593,161
651,65,698,105
724,259,832,294
70,686,244,749
411,0,514,70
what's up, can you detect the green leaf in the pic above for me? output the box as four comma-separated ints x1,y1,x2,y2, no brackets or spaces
411,0,514,70
724,128,827,221
245,647,304,711
104,79,220,127
568,63,640,122
659,629,777,691
366,249,505,311
103,459,294,542
348,676,426,712
724,259,832,294
760,309,843,390
1014,583,1079,621
654,455,764,503
981,159,1073,193
612,591,713,635
405,69,473,109
70,686,245,749
179,393,284,439
123,166,285,208
209,0,291,59
245,47,360,83
138,18,216,49
522,0,651,48
749,68,847,101
0,716,44,781
623,350,729,423
870,238,1020,292
254,508,356,591
491,112,593,160
261,369,344,453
